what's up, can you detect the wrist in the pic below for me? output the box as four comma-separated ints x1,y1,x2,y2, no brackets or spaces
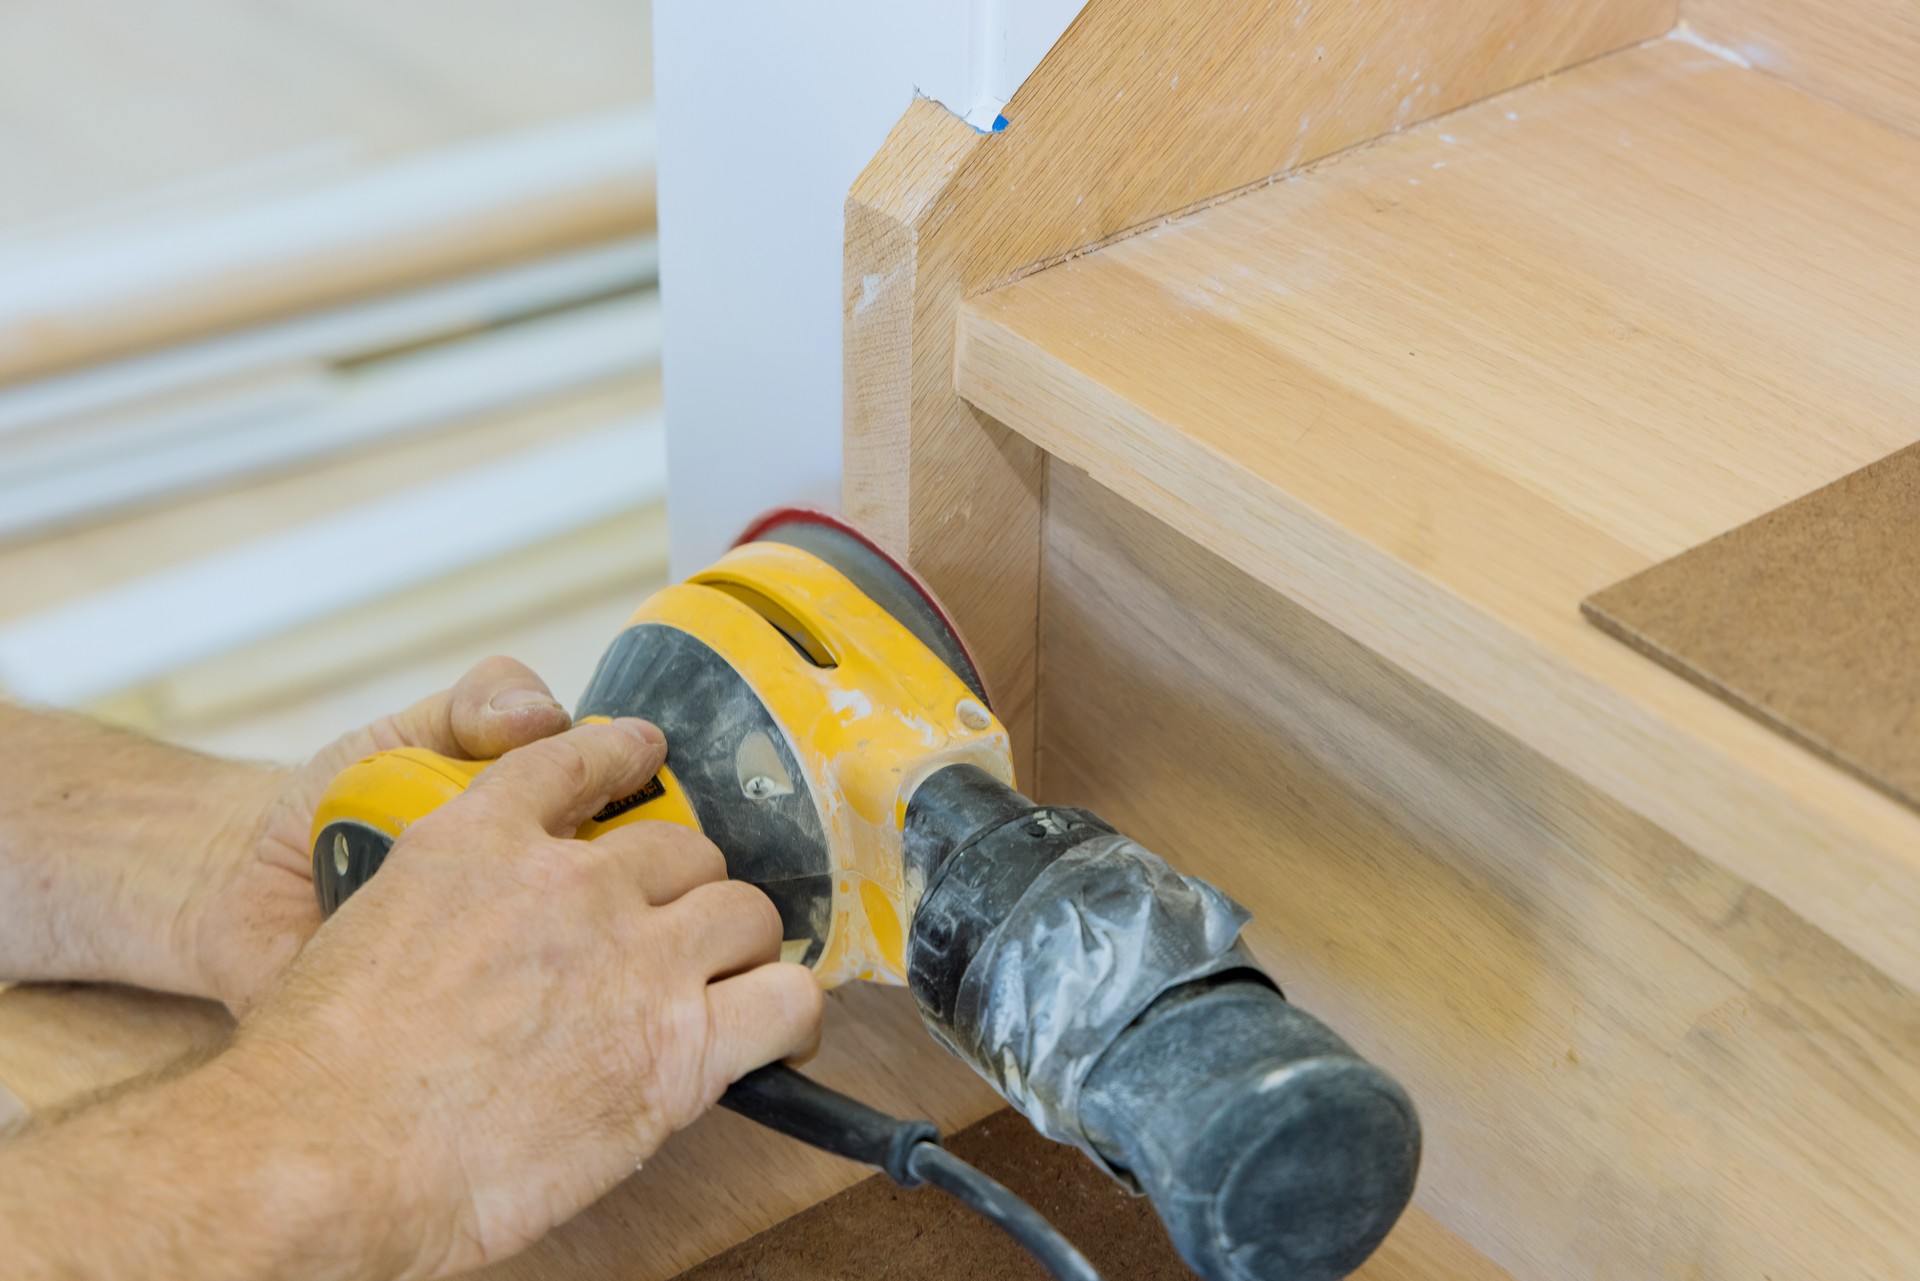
170,760,292,1002
189,1043,421,1281
0,700,286,996
0,1043,414,1281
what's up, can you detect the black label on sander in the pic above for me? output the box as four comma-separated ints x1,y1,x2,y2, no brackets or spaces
591,774,666,824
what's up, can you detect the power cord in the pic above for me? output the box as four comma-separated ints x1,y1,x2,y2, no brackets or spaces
720,1064,1103,1281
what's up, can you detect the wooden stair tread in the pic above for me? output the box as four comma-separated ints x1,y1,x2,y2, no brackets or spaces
954,37,1920,989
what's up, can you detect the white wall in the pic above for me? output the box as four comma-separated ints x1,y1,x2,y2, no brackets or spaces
653,0,1083,575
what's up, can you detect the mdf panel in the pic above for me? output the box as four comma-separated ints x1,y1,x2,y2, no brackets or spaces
1035,464,1920,1279
1584,442,1920,814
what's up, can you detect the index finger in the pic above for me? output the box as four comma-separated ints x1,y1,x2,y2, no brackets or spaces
469,718,667,836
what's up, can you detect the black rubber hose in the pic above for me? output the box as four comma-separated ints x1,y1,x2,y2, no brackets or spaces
719,1065,1103,1281
906,1142,1103,1281
719,1063,936,1184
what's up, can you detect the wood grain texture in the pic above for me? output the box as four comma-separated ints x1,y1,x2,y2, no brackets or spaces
843,0,1675,788
0,981,998,1280
1586,441,1920,814
845,106,1046,783
1681,0,1920,138
1038,465,1920,1279
677,1108,1508,1281
957,38,1920,991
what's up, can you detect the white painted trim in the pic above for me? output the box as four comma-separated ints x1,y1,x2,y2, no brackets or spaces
140,506,667,731
0,416,667,707
654,2,1088,574
0,292,662,540
0,105,656,331
0,236,659,439
924,0,1089,131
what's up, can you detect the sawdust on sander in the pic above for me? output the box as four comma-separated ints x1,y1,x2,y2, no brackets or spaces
674,1108,1195,1279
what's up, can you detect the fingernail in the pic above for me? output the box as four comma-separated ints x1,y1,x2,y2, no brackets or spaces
616,717,667,747
491,688,561,712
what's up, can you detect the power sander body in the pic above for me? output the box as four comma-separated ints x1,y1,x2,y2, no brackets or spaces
310,510,1420,1281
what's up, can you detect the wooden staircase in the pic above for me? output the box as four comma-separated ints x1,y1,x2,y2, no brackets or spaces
848,2,1920,1276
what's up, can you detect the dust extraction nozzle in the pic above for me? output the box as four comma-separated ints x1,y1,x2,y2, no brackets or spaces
1078,979,1419,1281
904,765,1420,1281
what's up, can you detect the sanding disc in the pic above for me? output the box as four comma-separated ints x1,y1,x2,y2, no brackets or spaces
735,508,991,708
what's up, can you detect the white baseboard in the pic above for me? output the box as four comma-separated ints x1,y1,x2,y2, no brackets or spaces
0,291,662,541
0,415,667,707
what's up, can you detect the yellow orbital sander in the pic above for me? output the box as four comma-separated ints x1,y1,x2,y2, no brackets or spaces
311,509,1420,1281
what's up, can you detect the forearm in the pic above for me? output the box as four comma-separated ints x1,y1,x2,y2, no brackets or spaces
0,702,282,994
0,1047,409,1281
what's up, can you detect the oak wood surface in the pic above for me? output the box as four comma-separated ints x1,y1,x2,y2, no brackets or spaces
1037,464,1920,1280
843,0,1675,789
1682,0,1920,138
958,37,1920,992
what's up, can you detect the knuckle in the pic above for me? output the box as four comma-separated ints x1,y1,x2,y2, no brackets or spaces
730,882,785,942
666,828,728,882
467,653,528,686
516,836,599,893
673,878,782,942
695,842,730,885
540,735,599,795
440,793,514,843
402,797,481,847
775,964,825,1020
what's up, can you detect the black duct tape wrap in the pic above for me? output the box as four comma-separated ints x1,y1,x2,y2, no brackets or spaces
904,766,1262,1182
906,767,1420,1281
940,834,1254,1178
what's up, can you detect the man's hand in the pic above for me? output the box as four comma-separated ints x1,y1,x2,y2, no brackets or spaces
228,717,823,1276
0,656,572,1009
0,717,825,1280
182,656,573,1013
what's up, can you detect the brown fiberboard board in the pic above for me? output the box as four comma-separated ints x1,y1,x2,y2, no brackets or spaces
673,1109,1504,1280
674,1109,1187,1281
1584,441,1920,812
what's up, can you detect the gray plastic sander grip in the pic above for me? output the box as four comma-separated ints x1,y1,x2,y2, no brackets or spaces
903,766,1420,1281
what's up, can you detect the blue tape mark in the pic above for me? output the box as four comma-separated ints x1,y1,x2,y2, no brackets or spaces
992,113,1009,132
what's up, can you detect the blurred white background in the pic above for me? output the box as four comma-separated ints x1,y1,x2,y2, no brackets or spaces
0,0,663,762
